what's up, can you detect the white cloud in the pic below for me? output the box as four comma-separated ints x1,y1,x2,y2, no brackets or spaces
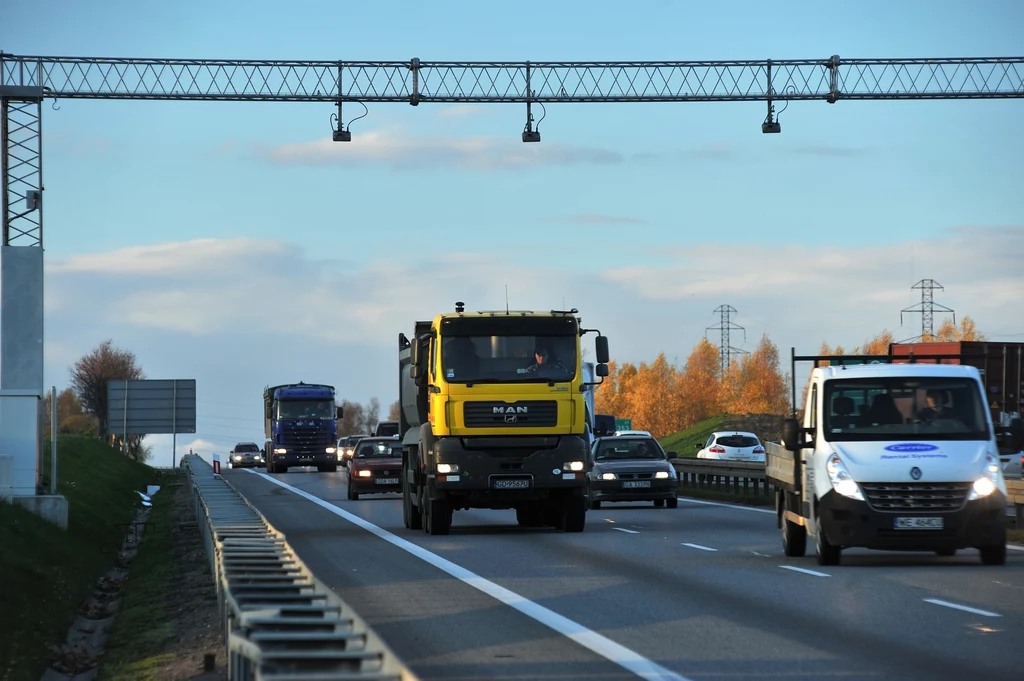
36,227,1024,469
223,129,624,170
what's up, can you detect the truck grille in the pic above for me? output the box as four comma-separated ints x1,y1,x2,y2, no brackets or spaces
280,427,333,454
463,401,558,428
860,482,971,513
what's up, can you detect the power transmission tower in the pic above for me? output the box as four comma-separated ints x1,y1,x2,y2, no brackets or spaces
900,279,955,342
706,305,748,376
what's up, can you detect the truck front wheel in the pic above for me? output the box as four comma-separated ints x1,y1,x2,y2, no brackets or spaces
559,496,587,533
782,515,807,557
424,497,451,535
815,514,841,566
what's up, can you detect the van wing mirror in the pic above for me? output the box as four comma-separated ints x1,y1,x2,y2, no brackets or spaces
782,418,802,452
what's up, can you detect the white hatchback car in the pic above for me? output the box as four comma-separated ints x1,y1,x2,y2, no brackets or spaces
697,431,765,462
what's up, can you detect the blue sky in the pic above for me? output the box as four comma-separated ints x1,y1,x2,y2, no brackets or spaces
2,1,1022,465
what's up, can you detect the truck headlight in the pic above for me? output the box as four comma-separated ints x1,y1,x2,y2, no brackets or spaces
273,448,287,455
437,463,459,474
826,453,863,501
563,461,584,472
655,471,670,479
325,447,337,454
968,455,1001,500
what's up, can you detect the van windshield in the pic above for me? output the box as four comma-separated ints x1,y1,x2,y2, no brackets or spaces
823,377,990,442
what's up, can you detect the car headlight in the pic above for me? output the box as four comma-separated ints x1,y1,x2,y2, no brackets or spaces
563,461,584,472
968,454,1001,500
655,471,670,479
437,463,459,474
233,455,242,461
826,453,863,501
357,469,372,478
601,472,616,481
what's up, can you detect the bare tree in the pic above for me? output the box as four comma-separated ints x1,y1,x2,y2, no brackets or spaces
366,397,381,434
337,400,366,436
69,340,145,440
388,400,401,421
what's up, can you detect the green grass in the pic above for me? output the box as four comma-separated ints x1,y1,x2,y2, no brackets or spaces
659,414,726,458
98,477,180,681
0,436,162,681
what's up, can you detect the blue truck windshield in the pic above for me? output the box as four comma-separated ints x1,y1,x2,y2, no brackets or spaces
441,334,577,384
823,377,990,442
276,400,335,419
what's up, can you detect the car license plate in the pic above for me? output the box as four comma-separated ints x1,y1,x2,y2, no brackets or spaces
622,480,651,489
375,478,399,485
493,478,531,489
894,517,943,530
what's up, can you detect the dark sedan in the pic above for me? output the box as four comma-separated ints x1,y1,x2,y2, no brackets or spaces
347,437,403,500
587,436,679,508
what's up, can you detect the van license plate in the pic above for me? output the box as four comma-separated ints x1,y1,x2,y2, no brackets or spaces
894,517,943,529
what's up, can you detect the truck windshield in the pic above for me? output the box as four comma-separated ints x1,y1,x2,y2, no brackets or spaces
441,334,577,383
276,400,335,419
823,377,990,441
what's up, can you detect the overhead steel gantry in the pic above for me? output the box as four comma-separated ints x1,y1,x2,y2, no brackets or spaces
0,52,1022,496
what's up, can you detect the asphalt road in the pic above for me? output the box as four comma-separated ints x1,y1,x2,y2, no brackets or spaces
224,466,1024,681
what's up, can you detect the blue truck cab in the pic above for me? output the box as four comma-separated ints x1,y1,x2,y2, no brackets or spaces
264,382,343,473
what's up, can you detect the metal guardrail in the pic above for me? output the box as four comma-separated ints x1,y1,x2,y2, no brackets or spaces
671,458,771,497
182,454,419,681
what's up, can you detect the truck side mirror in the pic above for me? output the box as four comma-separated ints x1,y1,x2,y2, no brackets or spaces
782,418,802,452
265,405,272,420
336,406,344,419
411,364,422,380
596,363,609,377
595,335,610,364
411,339,421,367
1010,417,1024,452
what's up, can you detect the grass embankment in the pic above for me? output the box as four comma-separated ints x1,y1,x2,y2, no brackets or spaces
659,415,726,457
98,475,179,680
0,436,161,681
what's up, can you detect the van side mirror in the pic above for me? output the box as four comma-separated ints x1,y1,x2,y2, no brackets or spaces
782,418,802,452
595,335,610,364
596,363,609,377
1010,417,1024,452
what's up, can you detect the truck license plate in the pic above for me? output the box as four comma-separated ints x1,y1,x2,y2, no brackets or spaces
493,478,531,489
622,480,651,489
375,478,399,485
894,517,943,530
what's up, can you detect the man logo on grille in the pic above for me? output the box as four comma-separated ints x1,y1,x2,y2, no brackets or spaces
505,414,517,423
910,466,922,480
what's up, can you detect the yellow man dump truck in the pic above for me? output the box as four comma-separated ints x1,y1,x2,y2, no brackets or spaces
398,302,610,535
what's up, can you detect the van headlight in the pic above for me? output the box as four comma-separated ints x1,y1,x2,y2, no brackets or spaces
968,454,1001,500
826,453,863,501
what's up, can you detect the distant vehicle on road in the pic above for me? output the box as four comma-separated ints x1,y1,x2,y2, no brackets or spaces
374,420,401,437
228,442,263,469
347,437,404,500
587,436,679,509
337,434,370,468
697,432,766,462
264,382,343,474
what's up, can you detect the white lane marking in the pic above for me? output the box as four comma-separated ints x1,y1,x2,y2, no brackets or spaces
681,543,718,552
247,470,692,681
675,497,775,515
613,527,640,534
779,565,831,577
923,598,1001,618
